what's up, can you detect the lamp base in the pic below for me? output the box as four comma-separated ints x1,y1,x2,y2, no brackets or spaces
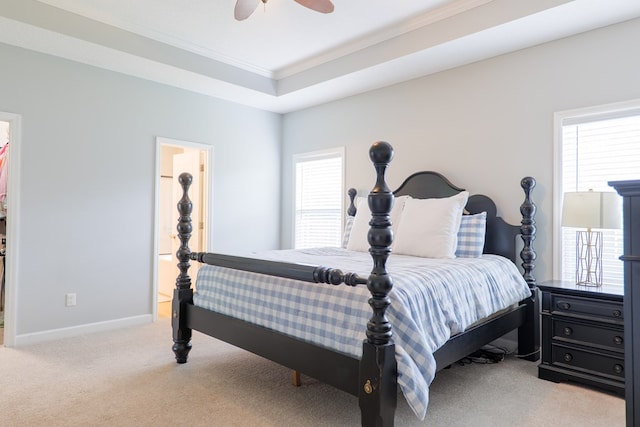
576,280,602,287
575,230,603,287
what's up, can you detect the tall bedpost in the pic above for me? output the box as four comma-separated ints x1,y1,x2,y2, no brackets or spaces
518,176,540,361
519,176,537,287
359,141,397,426
172,172,194,364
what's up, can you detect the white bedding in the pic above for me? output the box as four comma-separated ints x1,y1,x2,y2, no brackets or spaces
193,247,531,419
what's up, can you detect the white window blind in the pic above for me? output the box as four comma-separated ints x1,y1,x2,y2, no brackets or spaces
294,149,344,249
560,112,640,287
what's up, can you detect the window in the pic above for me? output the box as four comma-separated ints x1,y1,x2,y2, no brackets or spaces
293,148,344,249
555,101,640,287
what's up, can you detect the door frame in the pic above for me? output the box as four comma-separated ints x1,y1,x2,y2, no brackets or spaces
153,137,213,321
1,112,22,347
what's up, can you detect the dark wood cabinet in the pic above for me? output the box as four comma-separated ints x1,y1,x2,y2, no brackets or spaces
538,280,624,395
609,179,640,427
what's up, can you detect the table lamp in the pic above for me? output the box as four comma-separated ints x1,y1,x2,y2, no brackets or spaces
561,190,621,286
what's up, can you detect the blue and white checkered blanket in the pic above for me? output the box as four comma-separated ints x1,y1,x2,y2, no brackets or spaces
193,248,531,419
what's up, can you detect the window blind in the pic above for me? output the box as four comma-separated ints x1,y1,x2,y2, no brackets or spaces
294,151,343,249
561,114,640,287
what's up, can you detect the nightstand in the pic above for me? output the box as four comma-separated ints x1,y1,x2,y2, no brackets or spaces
538,280,624,395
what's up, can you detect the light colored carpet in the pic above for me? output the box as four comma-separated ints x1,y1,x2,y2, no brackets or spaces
0,319,624,426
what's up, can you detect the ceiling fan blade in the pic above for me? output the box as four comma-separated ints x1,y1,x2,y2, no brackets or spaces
294,0,334,14
234,0,260,21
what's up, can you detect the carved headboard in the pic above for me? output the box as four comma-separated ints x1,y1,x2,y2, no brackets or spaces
348,171,523,263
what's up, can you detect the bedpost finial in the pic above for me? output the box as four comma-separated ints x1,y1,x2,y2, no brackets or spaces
347,188,358,217
179,172,193,187
369,141,394,165
521,176,536,191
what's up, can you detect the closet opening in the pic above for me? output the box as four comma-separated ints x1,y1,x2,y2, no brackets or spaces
0,113,18,347
154,138,212,320
0,120,7,344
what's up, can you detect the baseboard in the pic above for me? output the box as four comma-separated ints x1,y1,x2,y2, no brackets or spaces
12,314,153,347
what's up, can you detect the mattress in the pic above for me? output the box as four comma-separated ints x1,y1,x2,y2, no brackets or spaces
193,247,531,419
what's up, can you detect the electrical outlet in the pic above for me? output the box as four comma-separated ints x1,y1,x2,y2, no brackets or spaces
65,293,77,307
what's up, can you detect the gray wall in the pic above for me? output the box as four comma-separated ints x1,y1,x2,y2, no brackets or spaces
0,42,281,337
281,18,640,283
3,17,640,340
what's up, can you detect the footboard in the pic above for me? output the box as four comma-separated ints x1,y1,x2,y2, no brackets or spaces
172,141,399,425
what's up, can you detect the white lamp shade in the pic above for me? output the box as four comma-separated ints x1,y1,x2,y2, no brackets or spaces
561,191,622,230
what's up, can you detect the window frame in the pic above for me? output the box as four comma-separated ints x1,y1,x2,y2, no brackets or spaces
292,146,345,249
552,98,640,282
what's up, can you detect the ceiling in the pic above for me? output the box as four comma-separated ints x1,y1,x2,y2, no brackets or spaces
1,0,640,113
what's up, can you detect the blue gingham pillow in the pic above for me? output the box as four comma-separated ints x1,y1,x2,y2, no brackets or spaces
455,211,487,257
342,215,355,248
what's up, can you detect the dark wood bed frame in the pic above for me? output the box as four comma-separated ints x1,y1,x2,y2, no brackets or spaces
171,141,540,426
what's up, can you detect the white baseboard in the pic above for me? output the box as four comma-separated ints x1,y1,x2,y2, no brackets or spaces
12,314,153,347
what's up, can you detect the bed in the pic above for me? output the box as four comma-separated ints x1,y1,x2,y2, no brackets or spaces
171,141,540,426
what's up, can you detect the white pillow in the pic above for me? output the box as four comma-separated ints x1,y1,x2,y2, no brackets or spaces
346,195,410,252
393,191,469,259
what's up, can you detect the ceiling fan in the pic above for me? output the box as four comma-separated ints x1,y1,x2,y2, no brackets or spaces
234,0,335,21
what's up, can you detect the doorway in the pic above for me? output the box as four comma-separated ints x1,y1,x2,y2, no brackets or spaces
0,112,20,347
154,138,212,320
0,120,8,343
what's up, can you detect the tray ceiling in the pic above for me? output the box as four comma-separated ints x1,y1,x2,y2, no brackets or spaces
1,0,639,112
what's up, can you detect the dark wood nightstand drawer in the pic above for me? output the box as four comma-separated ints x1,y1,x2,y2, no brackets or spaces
538,280,624,394
550,294,623,322
551,343,625,381
552,318,624,353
